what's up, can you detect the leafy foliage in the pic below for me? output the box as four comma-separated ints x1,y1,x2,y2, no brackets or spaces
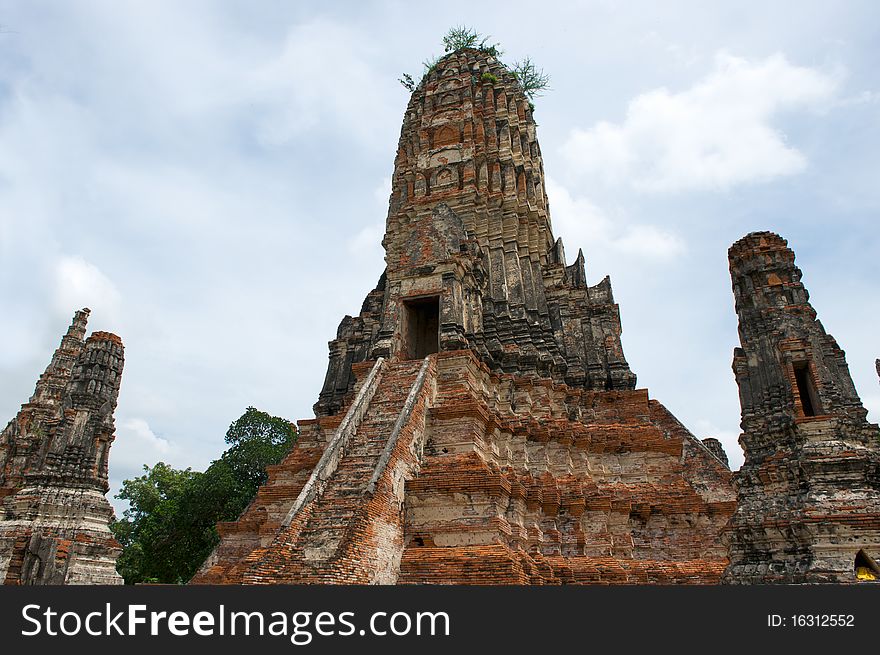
111,407,296,584
511,58,551,100
398,72,416,92
224,406,297,489
422,54,441,77
398,27,548,106
442,25,480,52
441,26,503,58
400,26,508,91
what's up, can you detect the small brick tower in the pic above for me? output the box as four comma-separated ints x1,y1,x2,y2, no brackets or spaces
193,47,734,585
723,232,880,583
0,309,125,584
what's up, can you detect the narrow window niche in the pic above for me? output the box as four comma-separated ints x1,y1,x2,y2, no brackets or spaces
793,361,822,417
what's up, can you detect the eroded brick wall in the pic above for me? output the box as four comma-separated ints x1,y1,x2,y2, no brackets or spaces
400,351,734,584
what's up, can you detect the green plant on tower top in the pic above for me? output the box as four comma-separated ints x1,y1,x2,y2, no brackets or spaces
399,26,550,107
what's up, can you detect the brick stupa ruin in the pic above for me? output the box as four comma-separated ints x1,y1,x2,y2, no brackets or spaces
723,233,880,583
0,309,125,584
193,47,738,585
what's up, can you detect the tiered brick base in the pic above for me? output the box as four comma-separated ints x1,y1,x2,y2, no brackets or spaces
0,487,122,585
194,351,734,585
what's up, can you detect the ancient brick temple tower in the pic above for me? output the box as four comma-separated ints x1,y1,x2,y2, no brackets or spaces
0,309,124,584
723,232,880,583
194,47,735,585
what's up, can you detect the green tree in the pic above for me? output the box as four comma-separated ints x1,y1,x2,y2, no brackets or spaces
111,407,296,584
511,57,551,100
223,406,297,489
112,463,200,583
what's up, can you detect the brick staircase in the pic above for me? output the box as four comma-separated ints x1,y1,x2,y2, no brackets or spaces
292,359,426,563
190,416,336,584
193,357,434,584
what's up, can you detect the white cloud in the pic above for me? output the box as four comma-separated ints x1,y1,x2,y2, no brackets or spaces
561,52,838,192
348,177,390,260
613,224,686,258
110,417,179,483
118,417,174,457
349,221,385,258
373,177,392,207
833,90,880,108
864,392,880,425
248,18,395,147
546,177,685,260
109,417,183,514
54,255,121,321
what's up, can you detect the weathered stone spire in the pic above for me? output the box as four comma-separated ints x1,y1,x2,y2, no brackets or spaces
316,47,635,416
723,231,880,583
26,308,89,414
385,48,553,251
31,331,124,492
729,233,867,430
0,311,124,584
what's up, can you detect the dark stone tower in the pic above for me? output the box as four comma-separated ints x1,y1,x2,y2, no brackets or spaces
723,232,880,583
0,309,124,584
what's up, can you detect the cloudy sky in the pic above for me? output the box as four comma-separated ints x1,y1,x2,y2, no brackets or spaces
1,1,878,514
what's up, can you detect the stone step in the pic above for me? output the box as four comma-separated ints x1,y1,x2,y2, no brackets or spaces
302,513,357,532
344,443,387,456
332,485,367,495
335,454,379,467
